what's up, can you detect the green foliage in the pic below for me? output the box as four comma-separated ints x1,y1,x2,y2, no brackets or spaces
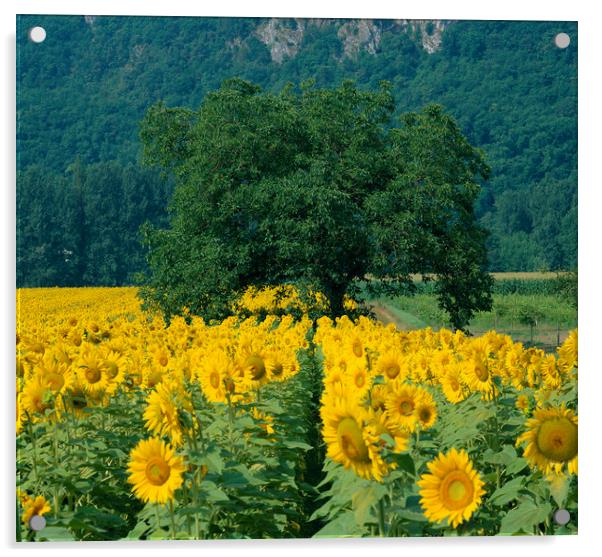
17,161,172,288
139,79,492,328
312,380,577,537
17,346,324,541
16,17,577,273
17,392,147,540
553,270,578,309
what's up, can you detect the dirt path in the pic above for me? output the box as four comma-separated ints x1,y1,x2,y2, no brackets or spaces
368,301,412,330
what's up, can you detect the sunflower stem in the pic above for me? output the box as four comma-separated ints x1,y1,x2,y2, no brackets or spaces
16,495,23,542
169,500,177,539
226,393,235,456
26,417,39,484
52,424,61,517
185,431,201,540
154,504,161,534
377,497,386,537
491,385,502,487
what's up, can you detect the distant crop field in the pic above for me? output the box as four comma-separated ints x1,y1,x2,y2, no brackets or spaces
402,272,566,282
490,272,566,280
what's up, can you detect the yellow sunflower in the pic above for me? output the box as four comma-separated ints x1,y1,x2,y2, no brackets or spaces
21,374,55,420
439,363,467,404
77,348,109,396
368,407,410,454
540,354,562,390
375,351,408,383
517,405,578,476
367,383,390,413
417,448,485,528
102,349,128,395
430,348,454,381
345,361,373,399
143,365,165,390
16,391,24,434
385,382,422,432
198,348,232,403
557,329,577,373
143,381,190,447
64,382,94,418
264,348,297,382
21,494,51,526
237,344,270,390
415,390,437,430
321,397,388,481
462,355,495,398
346,334,365,361
35,353,73,394
515,394,530,414
153,346,171,369
127,437,186,504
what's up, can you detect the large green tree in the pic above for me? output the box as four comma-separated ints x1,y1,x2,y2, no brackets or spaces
139,78,493,328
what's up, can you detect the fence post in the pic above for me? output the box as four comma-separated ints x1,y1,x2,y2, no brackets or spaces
557,322,560,347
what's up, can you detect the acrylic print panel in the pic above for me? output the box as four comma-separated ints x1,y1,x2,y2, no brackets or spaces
16,14,578,541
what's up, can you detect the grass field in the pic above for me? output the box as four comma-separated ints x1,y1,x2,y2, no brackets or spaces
401,272,567,282
366,272,577,350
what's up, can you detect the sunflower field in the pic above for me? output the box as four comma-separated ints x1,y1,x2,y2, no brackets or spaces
16,287,578,541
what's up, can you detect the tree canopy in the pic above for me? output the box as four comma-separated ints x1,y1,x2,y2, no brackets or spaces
139,79,493,328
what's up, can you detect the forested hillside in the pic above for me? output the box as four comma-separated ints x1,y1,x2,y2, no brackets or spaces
16,16,577,286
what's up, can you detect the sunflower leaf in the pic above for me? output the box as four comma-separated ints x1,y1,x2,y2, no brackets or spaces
548,474,570,508
352,483,387,526
489,476,525,506
499,500,552,534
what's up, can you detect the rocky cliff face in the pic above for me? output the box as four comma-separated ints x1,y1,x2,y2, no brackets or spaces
396,19,448,54
255,19,307,64
254,18,450,64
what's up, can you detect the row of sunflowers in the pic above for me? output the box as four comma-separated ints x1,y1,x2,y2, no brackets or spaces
16,287,577,540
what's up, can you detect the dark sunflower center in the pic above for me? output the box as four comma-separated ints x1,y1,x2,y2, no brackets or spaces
385,364,400,379
399,399,414,416
271,363,284,376
536,417,578,462
32,342,45,354
106,362,119,379
440,470,475,511
85,367,101,384
246,355,266,380
46,373,64,392
71,391,87,409
337,417,370,462
372,398,386,412
210,371,220,389
145,457,171,486
219,376,233,395
419,407,432,423
33,394,50,413
475,362,489,382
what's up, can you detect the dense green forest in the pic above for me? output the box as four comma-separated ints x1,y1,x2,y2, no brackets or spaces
16,16,577,286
